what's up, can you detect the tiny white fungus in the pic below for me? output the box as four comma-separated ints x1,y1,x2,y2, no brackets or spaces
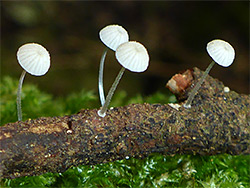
98,41,149,117
66,130,73,134
16,43,51,121
115,41,149,72
98,24,129,106
184,39,235,109
206,39,235,67
99,24,129,51
168,103,181,111
45,154,51,158
17,43,50,76
224,86,230,93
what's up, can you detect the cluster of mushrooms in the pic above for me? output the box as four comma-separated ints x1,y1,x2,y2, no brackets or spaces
15,24,235,121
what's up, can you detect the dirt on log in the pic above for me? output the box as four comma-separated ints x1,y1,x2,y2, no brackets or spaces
0,67,249,179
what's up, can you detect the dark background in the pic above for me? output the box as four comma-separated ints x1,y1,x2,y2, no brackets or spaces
1,1,249,99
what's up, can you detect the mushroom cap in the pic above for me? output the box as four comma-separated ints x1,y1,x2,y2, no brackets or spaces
17,43,50,76
115,41,149,72
206,39,235,67
99,24,129,51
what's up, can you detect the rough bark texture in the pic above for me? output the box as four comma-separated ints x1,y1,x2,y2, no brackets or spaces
0,67,249,179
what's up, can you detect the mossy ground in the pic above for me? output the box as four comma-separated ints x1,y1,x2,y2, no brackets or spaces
1,76,249,187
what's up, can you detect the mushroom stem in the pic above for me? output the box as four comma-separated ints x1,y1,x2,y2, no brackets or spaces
98,67,125,117
184,61,215,108
98,48,108,106
17,70,27,121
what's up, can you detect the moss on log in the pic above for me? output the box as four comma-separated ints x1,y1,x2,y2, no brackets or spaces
0,68,249,179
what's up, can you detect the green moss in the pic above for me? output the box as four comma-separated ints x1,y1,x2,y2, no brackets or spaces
1,76,249,187
0,76,64,125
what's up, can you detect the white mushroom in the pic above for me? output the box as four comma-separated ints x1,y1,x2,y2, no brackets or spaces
16,43,50,121
98,41,149,117
100,24,129,51
206,39,235,67
115,41,149,72
98,24,129,106
183,39,235,108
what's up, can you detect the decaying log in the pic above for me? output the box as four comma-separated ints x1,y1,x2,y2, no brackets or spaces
0,67,249,179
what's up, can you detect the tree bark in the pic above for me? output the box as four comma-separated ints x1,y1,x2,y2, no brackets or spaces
0,67,249,179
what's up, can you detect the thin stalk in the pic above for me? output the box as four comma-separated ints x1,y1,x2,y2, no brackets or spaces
99,48,108,106
17,70,26,121
184,61,215,108
98,67,125,117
